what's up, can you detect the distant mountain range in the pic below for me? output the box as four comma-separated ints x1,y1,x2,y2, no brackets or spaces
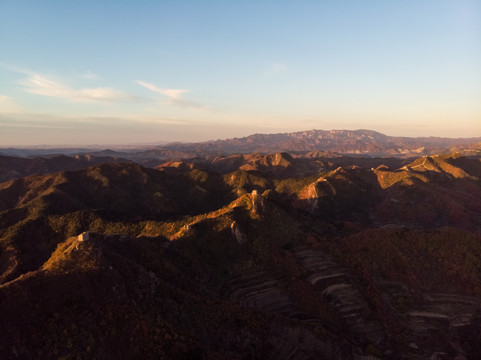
2,129,481,158
159,129,481,157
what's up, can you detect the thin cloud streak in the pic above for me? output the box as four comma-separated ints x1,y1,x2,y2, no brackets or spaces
0,94,21,113
136,80,188,99
78,70,100,80
19,73,137,102
136,80,205,109
0,112,206,128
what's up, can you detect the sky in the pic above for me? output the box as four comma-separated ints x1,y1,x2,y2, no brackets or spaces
0,0,480,146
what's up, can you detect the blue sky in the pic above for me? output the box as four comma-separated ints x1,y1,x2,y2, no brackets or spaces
1,0,480,146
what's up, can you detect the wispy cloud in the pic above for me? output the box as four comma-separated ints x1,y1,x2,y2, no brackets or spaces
19,72,136,102
263,62,288,76
79,70,99,80
136,81,187,99
136,80,204,109
0,94,21,113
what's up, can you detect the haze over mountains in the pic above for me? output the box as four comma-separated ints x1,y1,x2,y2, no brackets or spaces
2,129,481,159
159,129,481,157
1,129,481,359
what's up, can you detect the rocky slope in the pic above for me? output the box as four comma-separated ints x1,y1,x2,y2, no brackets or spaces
0,153,481,359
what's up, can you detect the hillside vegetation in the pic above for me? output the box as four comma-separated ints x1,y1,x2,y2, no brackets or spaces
0,152,481,359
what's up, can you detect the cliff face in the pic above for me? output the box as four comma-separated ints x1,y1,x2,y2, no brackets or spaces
0,153,481,359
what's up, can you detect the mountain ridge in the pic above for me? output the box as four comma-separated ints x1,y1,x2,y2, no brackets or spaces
2,129,481,159
1,146,481,358
158,129,481,156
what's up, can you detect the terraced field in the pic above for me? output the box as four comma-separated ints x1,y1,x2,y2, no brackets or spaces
226,270,299,317
376,275,481,359
293,247,385,346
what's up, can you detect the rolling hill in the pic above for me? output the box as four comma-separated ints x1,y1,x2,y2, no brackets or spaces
0,149,481,359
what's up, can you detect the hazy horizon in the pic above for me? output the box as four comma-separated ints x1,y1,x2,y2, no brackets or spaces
1,1,480,146
1,127,481,150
